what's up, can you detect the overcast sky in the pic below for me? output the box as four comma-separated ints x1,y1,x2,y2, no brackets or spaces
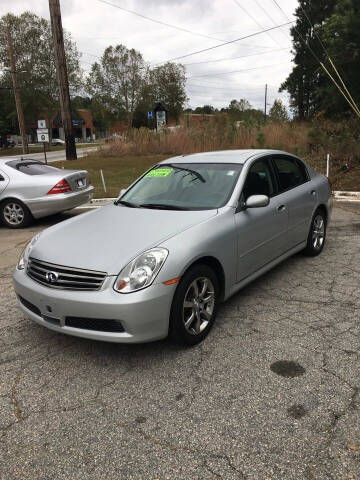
0,0,299,111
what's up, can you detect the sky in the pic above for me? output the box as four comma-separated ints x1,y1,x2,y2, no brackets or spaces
0,0,299,112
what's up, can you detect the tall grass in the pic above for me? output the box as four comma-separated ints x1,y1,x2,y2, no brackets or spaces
91,117,359,190
97,118,310,158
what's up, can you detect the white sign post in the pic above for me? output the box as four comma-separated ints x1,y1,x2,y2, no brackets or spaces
156,111,166,131
36,127,49,164
38,119,46,129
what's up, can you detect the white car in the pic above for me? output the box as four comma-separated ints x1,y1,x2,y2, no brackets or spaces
51,138,65,146
0,157,93,228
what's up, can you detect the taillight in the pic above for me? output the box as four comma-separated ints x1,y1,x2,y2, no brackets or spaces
47,179,71,195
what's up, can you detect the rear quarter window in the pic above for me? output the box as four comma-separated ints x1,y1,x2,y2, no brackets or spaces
6,160,59,176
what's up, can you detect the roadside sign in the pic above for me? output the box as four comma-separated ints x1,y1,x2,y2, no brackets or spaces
147,110,153,120
38,119,46,129
156,110,166,131
37,128,49,143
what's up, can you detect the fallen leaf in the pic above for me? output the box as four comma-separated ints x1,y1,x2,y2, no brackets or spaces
348,445,359,451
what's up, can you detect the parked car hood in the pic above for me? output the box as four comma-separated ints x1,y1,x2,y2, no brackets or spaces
31,203,217,275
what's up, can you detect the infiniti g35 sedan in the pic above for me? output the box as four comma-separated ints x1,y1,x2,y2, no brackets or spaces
13,149,332,345
0,158,94,228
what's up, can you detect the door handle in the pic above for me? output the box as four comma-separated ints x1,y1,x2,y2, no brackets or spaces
310,189,316,195
277,204,286,212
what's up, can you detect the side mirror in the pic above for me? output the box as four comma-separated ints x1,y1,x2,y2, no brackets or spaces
119,188,127,198
245,194,270,208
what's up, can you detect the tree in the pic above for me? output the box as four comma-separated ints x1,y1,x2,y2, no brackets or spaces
133,62,188,127
0,12,82,142
86,44,145,126
147,62,188,122
320,0,360,116
193,105,215,115
269,99,289,121
279,0,339,119
229,99,252,112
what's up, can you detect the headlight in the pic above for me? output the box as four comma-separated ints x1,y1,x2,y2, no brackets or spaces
114,248,168,293
17,233,41,270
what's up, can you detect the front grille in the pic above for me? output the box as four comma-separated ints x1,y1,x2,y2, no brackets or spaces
65,317,125,333
27,258,107,291
18,295,41,316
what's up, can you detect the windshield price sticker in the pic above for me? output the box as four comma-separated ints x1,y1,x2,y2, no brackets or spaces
146,168,173,178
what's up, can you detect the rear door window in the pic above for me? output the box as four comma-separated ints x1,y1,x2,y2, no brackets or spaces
6,160,58,176
272,156,308,192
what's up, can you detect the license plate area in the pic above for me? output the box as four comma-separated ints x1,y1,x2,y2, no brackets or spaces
77,178,85,187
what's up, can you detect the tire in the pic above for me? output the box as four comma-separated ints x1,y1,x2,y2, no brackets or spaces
303,208,327,256
0,199,33,229
169,264,220,346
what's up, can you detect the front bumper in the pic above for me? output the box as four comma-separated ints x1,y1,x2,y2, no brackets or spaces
26,186,94,219
13,268,176,343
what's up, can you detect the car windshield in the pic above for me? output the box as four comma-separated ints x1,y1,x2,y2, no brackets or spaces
119,163,242,210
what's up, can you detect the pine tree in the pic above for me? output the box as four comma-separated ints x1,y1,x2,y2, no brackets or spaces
280,0,337,119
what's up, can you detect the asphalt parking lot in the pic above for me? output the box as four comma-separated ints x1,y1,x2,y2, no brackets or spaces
0,203,359,480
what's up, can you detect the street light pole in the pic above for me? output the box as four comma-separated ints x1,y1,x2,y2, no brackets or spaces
5,26,29,155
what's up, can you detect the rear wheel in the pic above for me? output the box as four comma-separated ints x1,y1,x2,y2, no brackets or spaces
1,199,32,228
169,264,219,345
303,209,326,256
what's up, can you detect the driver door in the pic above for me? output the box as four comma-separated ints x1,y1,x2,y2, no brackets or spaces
235,157,288,282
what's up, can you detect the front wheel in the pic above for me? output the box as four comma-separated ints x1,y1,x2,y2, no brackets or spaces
169,264,219,345
303,209,327,256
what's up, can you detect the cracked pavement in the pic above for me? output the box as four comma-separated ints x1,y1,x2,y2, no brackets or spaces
0,203,359,479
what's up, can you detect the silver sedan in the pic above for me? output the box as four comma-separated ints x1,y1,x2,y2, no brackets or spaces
13,149,332,345
0,157,93,228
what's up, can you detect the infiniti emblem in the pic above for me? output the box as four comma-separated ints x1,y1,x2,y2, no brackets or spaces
46,271,58,284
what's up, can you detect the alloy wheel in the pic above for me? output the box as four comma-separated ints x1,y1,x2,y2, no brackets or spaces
183,277,215,335
3,203,25,226
312,214,325,250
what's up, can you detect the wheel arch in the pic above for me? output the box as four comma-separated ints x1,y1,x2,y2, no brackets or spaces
181,255,226,302
316,203,328,223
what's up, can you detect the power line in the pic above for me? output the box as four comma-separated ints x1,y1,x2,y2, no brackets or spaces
96,0,229,43
182,47,289,66
187,60,290,78
232,0,283,48
158,21,293,64
252,0,291,42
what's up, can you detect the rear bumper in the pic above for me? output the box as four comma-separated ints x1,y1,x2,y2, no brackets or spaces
13,267,175,343
26,186,94,219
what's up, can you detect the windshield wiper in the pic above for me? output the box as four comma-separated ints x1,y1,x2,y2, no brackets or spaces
114,199,139,208
139,203,189,210
166,164,206,183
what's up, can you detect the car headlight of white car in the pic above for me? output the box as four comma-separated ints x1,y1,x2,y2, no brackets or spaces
114,248,168,293
17,233,42,270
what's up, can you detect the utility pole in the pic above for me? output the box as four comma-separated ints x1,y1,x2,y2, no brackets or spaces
5,26,29,155
49,0,77,160
264,84,268,122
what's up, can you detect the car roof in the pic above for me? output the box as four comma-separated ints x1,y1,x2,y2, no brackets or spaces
159,149,292,165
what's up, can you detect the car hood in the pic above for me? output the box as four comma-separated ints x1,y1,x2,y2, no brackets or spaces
31,203,217,275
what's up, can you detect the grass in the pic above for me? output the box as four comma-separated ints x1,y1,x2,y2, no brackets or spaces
56,154,168,198
0,143,100,157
